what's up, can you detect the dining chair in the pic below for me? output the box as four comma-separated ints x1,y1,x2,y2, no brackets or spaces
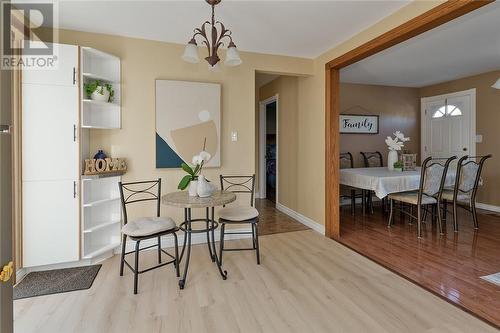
118,179,179,294
218,175,260,264
441,154,491,231
388,156,456,238
360,151,384,212
340,152,362,215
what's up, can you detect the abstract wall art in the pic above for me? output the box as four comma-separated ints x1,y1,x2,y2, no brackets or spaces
155,80,221,168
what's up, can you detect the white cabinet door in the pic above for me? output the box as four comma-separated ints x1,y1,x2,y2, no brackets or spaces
22,43,79,267
23,180,79,266
22,43,78,87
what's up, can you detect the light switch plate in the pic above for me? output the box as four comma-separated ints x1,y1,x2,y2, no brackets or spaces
476,134,483,143
231,131,238,142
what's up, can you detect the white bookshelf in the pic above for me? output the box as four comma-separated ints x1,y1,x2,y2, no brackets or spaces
80,46,122,260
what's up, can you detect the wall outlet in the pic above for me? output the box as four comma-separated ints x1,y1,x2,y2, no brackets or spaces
231,131,238,142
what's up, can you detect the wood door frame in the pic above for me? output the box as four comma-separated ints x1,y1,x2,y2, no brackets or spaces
259,94,279,204
324,0,493,240
420,88,476,161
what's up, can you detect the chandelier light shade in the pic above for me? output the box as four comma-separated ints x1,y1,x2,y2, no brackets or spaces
182,0,241,67
492,78,500,89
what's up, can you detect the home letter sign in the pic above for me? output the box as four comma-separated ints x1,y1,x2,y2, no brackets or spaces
340,114,379,134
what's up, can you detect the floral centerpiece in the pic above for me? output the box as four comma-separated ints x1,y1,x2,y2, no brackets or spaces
178,139,213,197
385,131,410,171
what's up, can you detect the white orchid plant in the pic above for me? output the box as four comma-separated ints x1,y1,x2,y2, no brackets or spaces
385,131,410,151
178,139,211,190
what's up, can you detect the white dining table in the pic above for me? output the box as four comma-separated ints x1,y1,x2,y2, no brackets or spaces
339,167,456,199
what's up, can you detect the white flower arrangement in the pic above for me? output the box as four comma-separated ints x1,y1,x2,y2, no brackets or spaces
385,131,410,151
178,139,212,190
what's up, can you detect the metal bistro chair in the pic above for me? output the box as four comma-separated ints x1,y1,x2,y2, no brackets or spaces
360,151,384,212
218,175,260,265
441,154,492,231
388,156,456,238
119,179,179,294
340,152,364,215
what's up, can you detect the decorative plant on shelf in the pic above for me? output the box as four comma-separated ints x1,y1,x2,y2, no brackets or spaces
385,131,410,171
177,138,211,196
84,80,114,103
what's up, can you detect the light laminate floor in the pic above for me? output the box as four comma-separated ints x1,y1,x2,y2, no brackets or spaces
14,230,497,333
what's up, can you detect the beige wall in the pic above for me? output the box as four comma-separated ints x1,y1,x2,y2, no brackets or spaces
420,70,500,206
340,83,420,167
51,29,313,221
259,76,299,209
47,0,443,227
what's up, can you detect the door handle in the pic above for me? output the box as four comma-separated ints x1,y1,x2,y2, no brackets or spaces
0,125,11,135
0,262,13,283
73,124,77,142
72,67,76,85
73,181,77,198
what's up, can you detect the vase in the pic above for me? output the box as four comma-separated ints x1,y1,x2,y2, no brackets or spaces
90,86,110,102
387,150,398,171
188,180,198,197
94,149,107,160
197,175,214,198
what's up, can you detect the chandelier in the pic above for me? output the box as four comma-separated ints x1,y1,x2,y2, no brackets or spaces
182,0,242,68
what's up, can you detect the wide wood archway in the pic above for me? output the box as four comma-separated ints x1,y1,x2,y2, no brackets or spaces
324,0,493,240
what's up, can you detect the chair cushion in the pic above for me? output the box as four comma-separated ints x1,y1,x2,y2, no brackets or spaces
441,189,471,203
388,191,437,205
122,217,176,237
219,206,259,221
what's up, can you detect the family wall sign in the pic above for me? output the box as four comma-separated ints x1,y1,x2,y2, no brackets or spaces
339,114,379,134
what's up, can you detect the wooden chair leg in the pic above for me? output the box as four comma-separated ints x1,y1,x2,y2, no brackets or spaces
173,233,180,277
134,240,140,294
254,223,261,265
120,234,127,276
387,199,394,227
157,236,162,264
219,223,225,265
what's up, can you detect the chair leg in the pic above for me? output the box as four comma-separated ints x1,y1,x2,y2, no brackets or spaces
351,189,355,216
369,192,374,214
453,201,458,232
442,200,448,220
254,223,261,265
436,202,444,235
409,205,414,225
251,223,256,249
120,234,127,276
387,199,394,227
219,223,225,266
362,190,366,215
157,236,162,264
173,232,180,277
417,205,422,238
471,202,479,229
134,240,140,294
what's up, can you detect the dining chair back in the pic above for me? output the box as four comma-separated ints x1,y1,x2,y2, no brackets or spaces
219,175,255,207
340,152,354,169
119,179,162,225
419,156,456,202
360,151,383,167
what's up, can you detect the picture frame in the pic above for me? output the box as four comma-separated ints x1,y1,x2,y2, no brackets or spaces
339,114,379,134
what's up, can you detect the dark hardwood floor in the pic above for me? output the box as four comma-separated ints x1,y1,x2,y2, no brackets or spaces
255,199,309,236
339,203,500,328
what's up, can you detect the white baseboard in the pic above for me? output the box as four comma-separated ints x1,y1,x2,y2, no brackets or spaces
275,203,325,235
476,202,500,213
117,227,252,254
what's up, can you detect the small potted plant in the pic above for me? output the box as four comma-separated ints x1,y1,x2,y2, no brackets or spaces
393,160,404,172
84,80,114,103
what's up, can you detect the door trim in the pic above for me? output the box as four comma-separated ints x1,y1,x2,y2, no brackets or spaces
258,94,278,204
420,88,476,161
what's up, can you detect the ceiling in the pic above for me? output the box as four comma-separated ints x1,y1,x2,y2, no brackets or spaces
46,0,410,59
341,2,500,87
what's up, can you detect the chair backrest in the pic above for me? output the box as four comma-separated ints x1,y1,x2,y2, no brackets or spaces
360,151,383,167
454,155,491,201
220,175,255,207
340,152,354,169
118,179,161,225
418,156,456,201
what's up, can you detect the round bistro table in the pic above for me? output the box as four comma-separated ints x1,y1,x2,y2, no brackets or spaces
162,190,236,289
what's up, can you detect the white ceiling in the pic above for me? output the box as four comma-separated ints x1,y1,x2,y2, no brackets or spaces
341,2,500,87
47,0,410,59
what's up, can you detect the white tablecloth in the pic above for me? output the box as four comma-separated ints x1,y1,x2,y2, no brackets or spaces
339,167,455,199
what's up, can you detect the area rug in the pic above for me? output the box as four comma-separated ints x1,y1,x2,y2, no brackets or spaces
14,265,101,300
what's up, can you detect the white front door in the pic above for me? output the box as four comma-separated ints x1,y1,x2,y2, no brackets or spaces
421,89,475,161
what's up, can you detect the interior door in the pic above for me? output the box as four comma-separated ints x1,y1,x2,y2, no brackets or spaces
22,44,79,267
0,52,14,333
422,90,474,160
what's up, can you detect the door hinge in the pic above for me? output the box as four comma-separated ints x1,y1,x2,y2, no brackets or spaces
0,262,13,283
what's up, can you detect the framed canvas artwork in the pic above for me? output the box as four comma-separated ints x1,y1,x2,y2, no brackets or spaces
155,80,221,168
